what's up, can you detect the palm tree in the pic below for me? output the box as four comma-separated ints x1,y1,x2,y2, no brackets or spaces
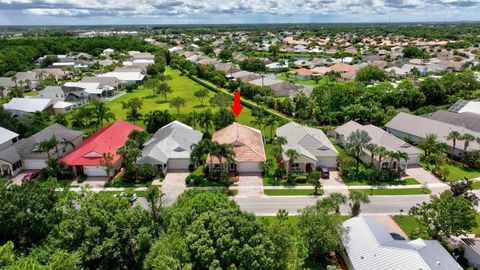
198,109,214,134
33,136,59,159
393,151,409,172
190,139,212,167
346,130,372,173
264,115,277,141
91,99,115,127
251,113,265,130
329,192,347,215
216,143,235,172
273,136,287,147
419,134,440,158
308,171,322,195
285,149,299,174
367,144,379,166
447,131,461,156
462,133,476,152
349,190,370,217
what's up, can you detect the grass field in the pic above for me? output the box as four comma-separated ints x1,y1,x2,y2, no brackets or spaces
67,67,280,137
438,162,480,181
264,189,324,196
349,188,431,195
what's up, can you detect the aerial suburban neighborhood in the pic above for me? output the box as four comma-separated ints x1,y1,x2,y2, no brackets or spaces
1,3,480,269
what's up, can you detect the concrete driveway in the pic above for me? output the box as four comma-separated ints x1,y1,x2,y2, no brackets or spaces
406,166,449,194
364,215,409,239
237,173,263,197
11,172,29,185
162,170,188,205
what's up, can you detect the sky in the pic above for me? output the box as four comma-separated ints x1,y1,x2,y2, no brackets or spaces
0,0,479,25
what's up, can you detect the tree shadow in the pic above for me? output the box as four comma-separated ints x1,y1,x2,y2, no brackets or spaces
145,95,157,99
193,104,206,109
155,100,168,105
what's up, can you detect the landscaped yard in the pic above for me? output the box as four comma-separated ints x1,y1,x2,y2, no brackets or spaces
437,162,480,181
344,177,421,186
99,190,148,197
264,188,324,196
350,188,431,195
277,74,330,86
393,214,480,238
472,181,480,190
262,176,311,186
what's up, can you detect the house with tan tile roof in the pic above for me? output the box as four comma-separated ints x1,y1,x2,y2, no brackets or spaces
330,63,358,73
208,122,266,173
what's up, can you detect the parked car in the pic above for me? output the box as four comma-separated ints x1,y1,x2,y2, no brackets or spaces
22,171,39,182
114,191,137,202
390,232,406,240
320,167,330,179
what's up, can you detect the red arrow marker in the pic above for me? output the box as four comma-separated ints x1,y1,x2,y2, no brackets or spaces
230,92,244,117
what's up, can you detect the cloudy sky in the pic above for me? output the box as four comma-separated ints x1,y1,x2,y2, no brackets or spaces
0,0,479,25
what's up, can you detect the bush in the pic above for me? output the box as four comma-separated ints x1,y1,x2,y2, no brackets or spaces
462,150,480,168
123,164,155,182
294,174,308,183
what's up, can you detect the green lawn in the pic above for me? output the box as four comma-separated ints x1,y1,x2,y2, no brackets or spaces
99,190,148,197
264,189,324,196
472,181,480,190
262,176,311,186
256,215,349,226
350,188,431,195
392,215,429,239
393,214,480,238
277,74,328,86
438,162,480,181
66,67,273,135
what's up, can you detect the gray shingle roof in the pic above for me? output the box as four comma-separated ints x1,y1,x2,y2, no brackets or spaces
386,112,480,151
138,121,202,164
425,110,480,133
336,120,422,155
14,123,83,159
0,145,21,163
276,122,338,161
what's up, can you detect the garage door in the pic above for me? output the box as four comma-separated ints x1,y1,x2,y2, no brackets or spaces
23,159,47,170
84,166,108,176
316,157,337,168
167,159,190,170
237,162,261,173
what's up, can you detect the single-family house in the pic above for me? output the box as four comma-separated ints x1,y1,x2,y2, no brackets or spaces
15,71,39,90
137,121,202,173
0,127,19,152
448,99,480,115
330,63,357,73
288,68,315,80
59,120,143,177
425,110,480,133
98,71,145,84
269,81,303,97
385,112,480,158
2,98,53,115
342,216,462,270
336,120,422,170
64,82,115,98
35,86,89,109
208,122,266,173
0,124,83,175
265,62,288,72
276,122,338,172
81,76,126,90
461,238,480,269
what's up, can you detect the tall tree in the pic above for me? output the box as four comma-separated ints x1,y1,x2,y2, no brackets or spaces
122,97,143,123
348,190,370,217
194,88,209,107
346,130,372,173
91,99,115,127
169,97,186,115
447,131,462,156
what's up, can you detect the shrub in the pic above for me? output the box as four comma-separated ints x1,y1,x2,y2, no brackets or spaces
462,150,480,168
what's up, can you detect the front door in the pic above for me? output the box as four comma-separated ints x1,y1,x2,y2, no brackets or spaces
229,163,236,172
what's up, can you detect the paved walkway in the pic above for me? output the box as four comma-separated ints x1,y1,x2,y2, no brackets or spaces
237,173,263,197
161,170,188,205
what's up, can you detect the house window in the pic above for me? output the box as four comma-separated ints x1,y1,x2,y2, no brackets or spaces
293,163,300,170
229,163,236,171
213,164,221,169
381,162,389,169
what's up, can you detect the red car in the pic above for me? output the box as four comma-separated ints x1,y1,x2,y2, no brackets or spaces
22,171,39,182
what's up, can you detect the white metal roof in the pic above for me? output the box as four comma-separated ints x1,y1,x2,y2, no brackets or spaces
98,72,145,82
3,98,52,113
64,82,104,95
0,127,18,145
342,216,462,270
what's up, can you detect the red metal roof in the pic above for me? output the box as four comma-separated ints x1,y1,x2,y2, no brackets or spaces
59,120,143,166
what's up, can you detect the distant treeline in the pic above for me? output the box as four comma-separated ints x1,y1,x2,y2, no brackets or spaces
0,36,157,76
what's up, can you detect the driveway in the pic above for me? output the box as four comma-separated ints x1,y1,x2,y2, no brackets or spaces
237,173,263,197
406,166,449,194
11,172,28,185
320,170,349,196
364,215,409,239
162,170,188,205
